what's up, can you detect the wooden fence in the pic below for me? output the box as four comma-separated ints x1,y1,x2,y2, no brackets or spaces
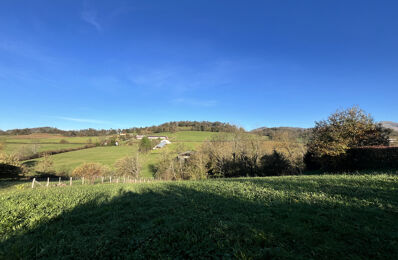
30,176,160,188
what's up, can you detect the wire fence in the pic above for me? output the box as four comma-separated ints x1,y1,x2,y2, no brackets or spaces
30,176,160,189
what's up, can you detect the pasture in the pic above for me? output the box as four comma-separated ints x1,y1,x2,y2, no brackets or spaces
0,134,100,155
0,174,397,259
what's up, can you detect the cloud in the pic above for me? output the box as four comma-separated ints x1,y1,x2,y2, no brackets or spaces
81,10,102,32
171,98,217,107
55,116,111,124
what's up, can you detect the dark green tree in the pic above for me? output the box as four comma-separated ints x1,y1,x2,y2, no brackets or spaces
139,137,152,153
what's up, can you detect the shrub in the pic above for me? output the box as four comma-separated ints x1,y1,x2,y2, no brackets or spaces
0,152,21,167
59,139,69,144
305,146,398,171
72,163,110,181
0,153,26,178
260,150,294,176
35,154,54,174
114,155,141,178
0,163,22,179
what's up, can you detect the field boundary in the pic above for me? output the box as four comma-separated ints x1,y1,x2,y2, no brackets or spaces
20,144,97,161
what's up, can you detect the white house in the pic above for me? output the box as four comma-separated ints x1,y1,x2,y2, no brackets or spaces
136,135,168,140
153,140,171,149
148,136,168,140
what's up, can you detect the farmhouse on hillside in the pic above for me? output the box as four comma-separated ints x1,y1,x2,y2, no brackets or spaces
148,136,168,140
136,135,168,140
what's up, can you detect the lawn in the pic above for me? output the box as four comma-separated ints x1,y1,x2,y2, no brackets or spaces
0,174,397,259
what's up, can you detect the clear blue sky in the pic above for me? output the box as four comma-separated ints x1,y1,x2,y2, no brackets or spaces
1,0,397,130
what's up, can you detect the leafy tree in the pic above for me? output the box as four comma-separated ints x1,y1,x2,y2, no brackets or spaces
139,137,152,153
307,106,391,157
114,154,141,178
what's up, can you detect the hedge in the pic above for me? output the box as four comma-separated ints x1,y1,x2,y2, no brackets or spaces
19,144,96,161
305,146,398,172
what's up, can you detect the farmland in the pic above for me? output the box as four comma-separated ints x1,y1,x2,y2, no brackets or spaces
0,174,397,259
0,134,101,156
19,131,224,177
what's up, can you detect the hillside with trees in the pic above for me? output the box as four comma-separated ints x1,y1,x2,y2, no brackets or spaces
0,121,242,137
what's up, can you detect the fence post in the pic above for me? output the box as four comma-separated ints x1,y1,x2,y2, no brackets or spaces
70,177,72,186
127,176,130,183
101,176,104,184
82,177,84,185
32,178,35,188
59,177,61,185
46,177,50,187
123,176,126,183
110,176,112,183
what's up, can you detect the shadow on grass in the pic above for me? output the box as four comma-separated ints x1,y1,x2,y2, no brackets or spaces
223,176,398,208
0,183,397,259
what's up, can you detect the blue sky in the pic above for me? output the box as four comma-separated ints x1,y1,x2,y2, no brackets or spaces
0,0,397,130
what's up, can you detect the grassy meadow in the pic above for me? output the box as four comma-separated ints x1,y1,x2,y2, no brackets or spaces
26,146,161,178
0,134,101,156
0,174,397,259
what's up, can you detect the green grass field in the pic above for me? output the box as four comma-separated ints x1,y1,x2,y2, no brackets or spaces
0,134,101,155
3,143,86,154
0,174,397,259
0,135,101,144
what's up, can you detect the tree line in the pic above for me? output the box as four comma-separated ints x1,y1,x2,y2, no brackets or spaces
0,121,242,136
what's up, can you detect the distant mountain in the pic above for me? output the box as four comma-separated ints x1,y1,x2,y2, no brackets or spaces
381,121,398,132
